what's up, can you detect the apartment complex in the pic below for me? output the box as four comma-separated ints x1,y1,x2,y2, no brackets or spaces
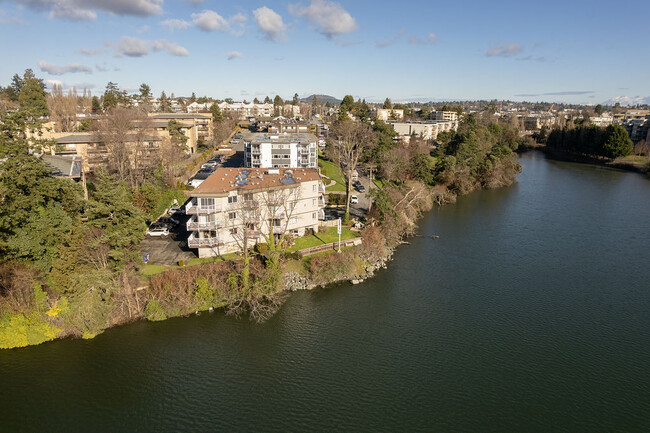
217,102,301,120
373,108,404,121
148,113,213,142
185,168,325,257
267,119,311,134
387,120,457,141
244,133,318,169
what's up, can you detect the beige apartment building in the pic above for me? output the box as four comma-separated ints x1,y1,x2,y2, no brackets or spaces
387,120,456,141
185,168,326,257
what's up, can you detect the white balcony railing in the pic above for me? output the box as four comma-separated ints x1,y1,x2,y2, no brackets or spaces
187,219,219,231
185,201,220,215
188,234,223,248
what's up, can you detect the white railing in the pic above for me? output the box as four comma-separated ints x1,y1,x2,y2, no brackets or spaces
187,219,219,231
185,201,220,215
188,235,223,248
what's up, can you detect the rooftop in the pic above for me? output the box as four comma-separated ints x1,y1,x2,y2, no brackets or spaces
149,113,211,119
192,167,320,196
247,132,317,144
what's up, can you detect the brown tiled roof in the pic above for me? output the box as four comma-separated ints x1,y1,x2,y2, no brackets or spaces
192,168,320,196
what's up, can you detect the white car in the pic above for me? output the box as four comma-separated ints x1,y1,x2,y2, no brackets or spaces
147,227,169,237
350,195,359,204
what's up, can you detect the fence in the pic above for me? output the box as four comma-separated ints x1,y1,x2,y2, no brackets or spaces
298,238,362,257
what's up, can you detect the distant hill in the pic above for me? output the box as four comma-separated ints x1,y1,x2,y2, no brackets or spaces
602,95,650,106
301,94,341,105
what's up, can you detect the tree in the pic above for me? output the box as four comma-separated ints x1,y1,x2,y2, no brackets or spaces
264,96,271,104
6,73,24,101
47,84,77,132
340,95,354,112
594,104,604,116
160,91,170,112
224,97,234,104
190,92,197,103
292,93,299,105
253,97,260,104
330,120,375,218
603,124,633,158
139,83,152,100
273,95,284,106
91,96,101,114
210,102,223,122
168,120,188,150
103,82,128,111
383,98,392,109
18,69,48,120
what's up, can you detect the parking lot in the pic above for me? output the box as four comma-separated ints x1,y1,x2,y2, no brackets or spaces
140,212,197,266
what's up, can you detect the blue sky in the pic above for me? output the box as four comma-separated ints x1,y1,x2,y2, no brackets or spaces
1,0,648,104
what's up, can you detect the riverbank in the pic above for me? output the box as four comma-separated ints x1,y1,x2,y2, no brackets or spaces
523,146,650,175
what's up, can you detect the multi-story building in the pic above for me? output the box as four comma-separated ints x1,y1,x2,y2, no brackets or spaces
244,133,318,169
148,113,212,143
267,119,311,134
373,108,404,121
433,111,458,123
387,120,456,142
623,117,649,143
185,167,326,257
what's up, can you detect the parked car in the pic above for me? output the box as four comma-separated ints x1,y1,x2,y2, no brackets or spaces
169,204,185,215
356,184,366,193
350,195,359,204
159,216,179,226
147,227,169,237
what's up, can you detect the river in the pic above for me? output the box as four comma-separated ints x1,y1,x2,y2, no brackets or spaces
1,152,649,432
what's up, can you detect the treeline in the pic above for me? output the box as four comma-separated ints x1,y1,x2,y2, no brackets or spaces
546,124,633,159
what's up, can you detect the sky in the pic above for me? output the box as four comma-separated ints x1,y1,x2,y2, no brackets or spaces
0,0,649,105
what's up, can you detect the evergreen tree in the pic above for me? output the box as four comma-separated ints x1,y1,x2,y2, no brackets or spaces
160,91,170,112
292,93,299,105
383,97,392,109
264,96,272,104
603,124,633,158
18,69,48,120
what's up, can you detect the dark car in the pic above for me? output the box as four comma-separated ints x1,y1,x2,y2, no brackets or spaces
356,184,366,193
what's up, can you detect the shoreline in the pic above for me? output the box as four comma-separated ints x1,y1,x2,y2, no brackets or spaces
521,146,650,175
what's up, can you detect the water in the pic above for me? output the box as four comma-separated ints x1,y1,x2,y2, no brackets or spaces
2,152,649,432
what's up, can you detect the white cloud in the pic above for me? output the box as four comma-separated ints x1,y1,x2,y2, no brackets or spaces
11,0,163,20
112,36,150,57
226,51,242,60
253,6,286,42
109,36,189,57
160,18,191,30
136,24,149,34
603,96,650,106
95,63,109,72
45,79,64,90
78,47,101,55
486,43,524,57
408,32,437,45
152,39,190,56
289,0,357,37
38,60,93,75
0,8,26,24
192,9,228,32
229,12,247,37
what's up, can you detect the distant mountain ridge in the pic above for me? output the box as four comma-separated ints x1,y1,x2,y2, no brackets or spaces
301,94,341,104
602,95,650,106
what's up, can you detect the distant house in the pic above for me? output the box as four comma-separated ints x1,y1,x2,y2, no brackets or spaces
185,167,325,257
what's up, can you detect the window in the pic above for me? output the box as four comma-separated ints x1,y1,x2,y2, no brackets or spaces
230,228,238,234
200,197,215,208
229,212,236,219
246,223,256,231
312,213,316,219
313,198,317,206
228,196,238,204
271,218,281,227
313,184,317,192
243,193,253,201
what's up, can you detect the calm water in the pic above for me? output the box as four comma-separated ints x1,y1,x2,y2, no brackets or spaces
2,152,650,432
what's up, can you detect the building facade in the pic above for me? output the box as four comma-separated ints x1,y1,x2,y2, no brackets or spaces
387,120,456,141
185,168,326,257
244,133,318,169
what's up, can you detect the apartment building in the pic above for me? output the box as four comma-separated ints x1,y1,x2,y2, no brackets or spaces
373,108,404,121
185,167,326,257
218,102,274,119
244,133,318,169
148,113,212,143
267,119,311,134
387,120,456,141
623,117,649,143
52,133,163,173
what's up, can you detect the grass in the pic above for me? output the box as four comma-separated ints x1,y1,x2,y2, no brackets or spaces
373,178,384,189
288,226,360,251
318,158,347,192
140,253,241,278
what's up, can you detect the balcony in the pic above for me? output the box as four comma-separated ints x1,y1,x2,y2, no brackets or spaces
188,234,223,248
185,201,221,215
186,219,219,231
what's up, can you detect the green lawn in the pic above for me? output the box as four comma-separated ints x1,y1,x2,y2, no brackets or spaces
288,226,360,251
373,178,384,189
318,158,347,192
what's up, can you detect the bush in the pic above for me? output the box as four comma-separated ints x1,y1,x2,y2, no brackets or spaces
255,243,268,255
0,312,60,349
144,299,167,321
178,260,185,267
193,278,213,311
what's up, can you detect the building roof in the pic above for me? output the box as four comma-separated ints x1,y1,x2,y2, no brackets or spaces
247,132,317,144
192,167,320,196
149,113,211,120
56,133,163,144
42,154,82,178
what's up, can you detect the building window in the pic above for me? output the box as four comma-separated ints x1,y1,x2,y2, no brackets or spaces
230,228,238,234
313,198,317,206
312,212,316,219
200,197,215,208
271,218,281,227
243,193,253,201
229,212,236,219
313,184,317,192
228,196,238,204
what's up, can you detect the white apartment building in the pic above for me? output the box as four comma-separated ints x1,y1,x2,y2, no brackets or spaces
373,108,404,121
244,133,318,169
387,120,456,141
185,168,326,257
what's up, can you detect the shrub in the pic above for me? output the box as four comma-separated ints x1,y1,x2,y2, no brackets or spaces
178,260,185,267
255,243,268,255
193,278,213,311
144,299,167,321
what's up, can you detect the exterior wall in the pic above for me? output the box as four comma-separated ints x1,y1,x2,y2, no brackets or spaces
374,108,404,121
187,179,325,256
389,121,455,141
245,136,318,169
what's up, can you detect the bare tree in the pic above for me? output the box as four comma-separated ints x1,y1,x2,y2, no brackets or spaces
226,193,262,293
48,84,78,132
330,120,375,218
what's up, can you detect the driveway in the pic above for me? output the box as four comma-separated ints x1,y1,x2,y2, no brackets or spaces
140,213,197,265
